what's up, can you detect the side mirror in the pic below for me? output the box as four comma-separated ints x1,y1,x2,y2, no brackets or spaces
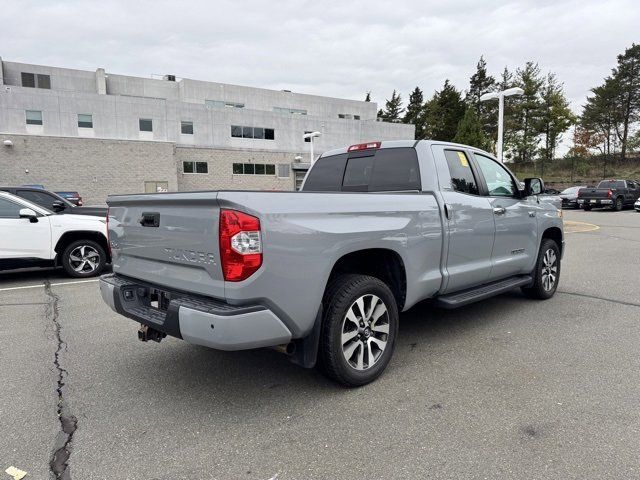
19,208,39,223
524,178,544,196
51,200,67,212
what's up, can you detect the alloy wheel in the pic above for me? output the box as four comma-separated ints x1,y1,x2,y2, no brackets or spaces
541,248,558,291
341,294,390,371
68,245,101,274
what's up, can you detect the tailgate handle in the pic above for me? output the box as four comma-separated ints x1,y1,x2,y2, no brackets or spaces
139,212,160,227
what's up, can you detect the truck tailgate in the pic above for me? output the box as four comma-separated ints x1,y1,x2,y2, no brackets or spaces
107,192,224,299
580,188,610,198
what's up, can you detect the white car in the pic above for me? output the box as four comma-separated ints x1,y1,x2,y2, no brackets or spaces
635,197,640,212
0,191,109,277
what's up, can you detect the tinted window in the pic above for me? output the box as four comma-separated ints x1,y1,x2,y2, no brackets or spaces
302,153,348,191
181,121,193,135
266,164,275,175
265,128,275,140
444,150,479,195
369,148,420,191
597,180,625,189
231,125,243,138
474,154,517,197
195,162,208,174
0,197,22,218
343,155,374,191
17,190,58,209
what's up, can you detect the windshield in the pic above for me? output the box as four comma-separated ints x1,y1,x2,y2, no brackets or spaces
597,180,625,189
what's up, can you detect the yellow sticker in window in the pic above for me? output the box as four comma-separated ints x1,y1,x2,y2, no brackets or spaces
457,151,469,167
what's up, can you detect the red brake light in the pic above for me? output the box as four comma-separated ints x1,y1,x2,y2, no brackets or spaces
607,189,612,198
347,141,381,152
219,209,262,282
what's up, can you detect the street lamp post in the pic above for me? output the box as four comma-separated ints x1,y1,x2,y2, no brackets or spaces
480,87,524,162
303,131,322,165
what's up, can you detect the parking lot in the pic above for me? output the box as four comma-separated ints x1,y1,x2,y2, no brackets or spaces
1,208,639,479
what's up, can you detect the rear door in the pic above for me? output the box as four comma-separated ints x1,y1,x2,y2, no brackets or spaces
472,153,538,280
107,192,225,298
432,146,496,293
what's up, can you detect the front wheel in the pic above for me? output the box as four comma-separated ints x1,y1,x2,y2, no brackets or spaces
61,239,106,278
319,274,399,387
521,239,561,300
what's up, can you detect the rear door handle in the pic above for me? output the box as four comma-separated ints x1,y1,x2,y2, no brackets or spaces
493,207,506,215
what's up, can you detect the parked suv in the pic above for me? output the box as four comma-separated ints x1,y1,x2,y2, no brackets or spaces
100,140,564,386
0,187,107,217
0,191,109,277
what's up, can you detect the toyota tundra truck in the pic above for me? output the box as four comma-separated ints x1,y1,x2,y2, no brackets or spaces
99,140,564,386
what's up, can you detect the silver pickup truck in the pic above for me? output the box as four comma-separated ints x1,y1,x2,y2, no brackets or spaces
100,140,564,386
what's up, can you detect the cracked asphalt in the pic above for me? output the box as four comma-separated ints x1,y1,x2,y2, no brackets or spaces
1,209,639,479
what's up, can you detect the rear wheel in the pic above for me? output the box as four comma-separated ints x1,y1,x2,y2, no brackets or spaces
614,197,623,211
61,239,106,278
521,239,560,300
583,204,592,211
319,274,398,387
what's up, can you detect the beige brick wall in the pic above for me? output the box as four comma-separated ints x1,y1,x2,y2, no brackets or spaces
0,134,178,204
176,146,296,191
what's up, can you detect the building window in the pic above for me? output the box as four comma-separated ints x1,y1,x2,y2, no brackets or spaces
354,115,361,120
139,118,153,132
206,100,244,109
26,110,43,126
78,114,93,128
277,164,290,178
232,163,276,175
183,161,208,174
181,121,193,135
230,126,275,140
338,113,354,120
274,107,307,115
21,72,50,89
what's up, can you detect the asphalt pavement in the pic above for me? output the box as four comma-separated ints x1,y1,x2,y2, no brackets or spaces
1,208,639,479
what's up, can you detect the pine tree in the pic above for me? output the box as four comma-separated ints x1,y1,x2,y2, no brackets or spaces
466,56,497,150
380,90,404,121
403,87,425,139
423,80,466,141
610,44,640,159
510,62,544,164
454,107,492,150
537,73,575,176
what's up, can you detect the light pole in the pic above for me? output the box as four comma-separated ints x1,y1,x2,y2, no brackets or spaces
303,131,321,165
480,87,524,162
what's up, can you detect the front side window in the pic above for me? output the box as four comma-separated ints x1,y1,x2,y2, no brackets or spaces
0,197,22,218
473,153,517,197
139,118,153,132
17,190,58,209
444,150,479,195
181,121,193,135
78,114,93,128
26,110,43,126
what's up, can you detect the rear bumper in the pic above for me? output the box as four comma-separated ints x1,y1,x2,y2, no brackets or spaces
99,274,292,351
577,198,613,207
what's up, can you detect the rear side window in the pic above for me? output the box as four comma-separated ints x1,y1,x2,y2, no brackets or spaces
303,153,348,191
597,180,625,189
303,147,420,192
444,150,479,195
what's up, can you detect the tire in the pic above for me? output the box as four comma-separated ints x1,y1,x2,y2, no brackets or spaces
521,239,561,300
319,274,399,387
614,197,623,211
61,239,106,278
583,204,592,211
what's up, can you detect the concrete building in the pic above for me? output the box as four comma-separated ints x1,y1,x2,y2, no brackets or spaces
0,58,414,203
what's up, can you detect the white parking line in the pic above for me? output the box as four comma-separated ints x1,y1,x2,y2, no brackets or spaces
0,279,99,292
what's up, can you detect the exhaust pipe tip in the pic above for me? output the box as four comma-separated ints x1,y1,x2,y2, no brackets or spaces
272,342,296,356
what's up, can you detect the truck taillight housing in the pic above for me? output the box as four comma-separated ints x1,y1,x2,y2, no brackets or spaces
607,189,613,198
106,207,112,257
219,209,262,282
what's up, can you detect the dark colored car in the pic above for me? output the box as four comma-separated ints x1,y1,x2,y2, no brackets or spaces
0,187,107,217
56,191,83,206
578,179,640,211
559,186,587,209
543,187,561,195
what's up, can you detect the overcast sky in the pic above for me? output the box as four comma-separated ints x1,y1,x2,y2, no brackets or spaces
2,0,639,115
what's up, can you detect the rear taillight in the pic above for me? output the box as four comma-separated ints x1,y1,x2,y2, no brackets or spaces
347,141,381,152
78,197,83,206
607,189,612,198
219,209,262,282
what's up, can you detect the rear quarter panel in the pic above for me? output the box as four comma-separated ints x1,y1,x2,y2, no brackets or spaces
218,191,443,338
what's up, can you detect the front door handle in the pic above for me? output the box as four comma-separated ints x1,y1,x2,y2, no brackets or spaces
493,207,506,215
